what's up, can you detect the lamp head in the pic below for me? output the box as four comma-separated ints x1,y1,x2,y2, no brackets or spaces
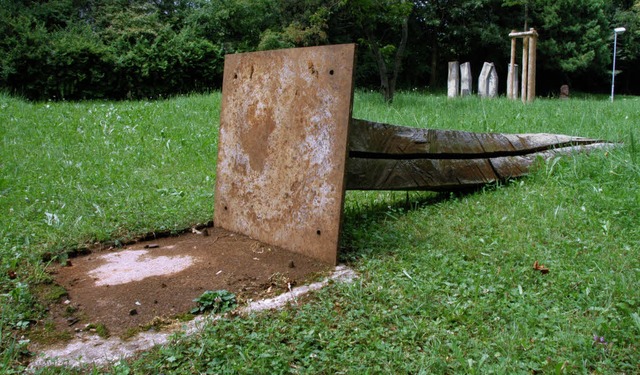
614,27,626,34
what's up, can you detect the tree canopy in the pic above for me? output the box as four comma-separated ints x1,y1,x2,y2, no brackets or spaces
1,0,638,100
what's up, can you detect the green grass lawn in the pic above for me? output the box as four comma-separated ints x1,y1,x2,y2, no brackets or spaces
1,91,639,374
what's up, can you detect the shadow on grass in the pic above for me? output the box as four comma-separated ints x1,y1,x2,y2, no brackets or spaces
338,182,508,263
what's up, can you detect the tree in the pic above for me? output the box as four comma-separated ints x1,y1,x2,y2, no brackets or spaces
413,0,504,88
2,0,639,98
0,1,110,99
413,0,449,88
610,0,640,93
0,0,223,99
184,0,280,53
347,0,414,102
500,0,614,93
503,0,531,29
530,0,611,91
257,3,336,50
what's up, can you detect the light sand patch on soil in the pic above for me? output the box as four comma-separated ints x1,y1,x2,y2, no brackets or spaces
40,227,332,338
88,250,196,286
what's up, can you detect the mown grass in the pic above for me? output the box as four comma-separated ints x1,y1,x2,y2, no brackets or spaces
1,91,639,374
0,94,220,372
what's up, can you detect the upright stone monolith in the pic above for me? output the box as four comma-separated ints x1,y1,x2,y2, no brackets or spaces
447,61,460,98
478,62,495,98
560,85,569,100
460,62,472,96
488,66,498,98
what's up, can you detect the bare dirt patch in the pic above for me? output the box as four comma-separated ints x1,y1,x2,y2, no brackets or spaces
42,226,332,339
28,265,356,370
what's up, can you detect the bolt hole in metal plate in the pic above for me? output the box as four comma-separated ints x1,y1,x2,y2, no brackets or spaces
214,44,356,265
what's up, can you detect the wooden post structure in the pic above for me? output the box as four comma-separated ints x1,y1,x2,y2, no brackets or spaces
521,35,529,102
215,44,609,265
508,31,517,99
460,62,472,96
508,28,538,102
527,30,537,102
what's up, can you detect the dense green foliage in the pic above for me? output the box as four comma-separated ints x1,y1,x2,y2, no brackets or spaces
1,92,638,373
1,0,639,100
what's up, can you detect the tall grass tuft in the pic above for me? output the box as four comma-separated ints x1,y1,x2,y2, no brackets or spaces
630,128,637,165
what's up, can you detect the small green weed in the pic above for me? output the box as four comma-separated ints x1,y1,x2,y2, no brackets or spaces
190,290,236,315
120,327,141,341
34,283,68,302
28,320,73,346
86,323,110,339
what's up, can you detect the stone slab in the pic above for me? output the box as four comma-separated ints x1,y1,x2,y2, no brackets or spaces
488,65,498,98
460,62,472,96
447,61,460,98
478,62,494,97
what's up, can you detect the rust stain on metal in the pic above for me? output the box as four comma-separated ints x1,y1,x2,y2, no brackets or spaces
214,44,356,265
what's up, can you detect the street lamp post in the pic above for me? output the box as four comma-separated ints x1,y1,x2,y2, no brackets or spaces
611,27,626,102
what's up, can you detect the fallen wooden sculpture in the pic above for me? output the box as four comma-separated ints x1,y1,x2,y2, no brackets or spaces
214,44,611,265
346,118,607,191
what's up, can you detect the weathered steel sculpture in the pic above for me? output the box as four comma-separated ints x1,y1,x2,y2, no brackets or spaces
214,44,609,265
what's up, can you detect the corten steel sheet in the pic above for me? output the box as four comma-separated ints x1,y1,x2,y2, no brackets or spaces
214,44,356,265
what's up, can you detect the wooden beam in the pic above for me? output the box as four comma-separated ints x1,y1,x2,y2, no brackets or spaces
509,30,539,38
527,31,538,102
345,119,609,191
521,36,529,103
508,32,517,99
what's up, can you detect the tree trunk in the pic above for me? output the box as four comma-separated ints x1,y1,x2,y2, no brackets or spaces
366,15,409,103
429,36,438,88
366,29,391,102
389,17,409,102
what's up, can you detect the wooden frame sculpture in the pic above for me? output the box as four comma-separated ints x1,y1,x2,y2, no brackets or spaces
508,28,539,102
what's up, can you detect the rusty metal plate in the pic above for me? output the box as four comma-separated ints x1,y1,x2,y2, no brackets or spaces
214,44,356,265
